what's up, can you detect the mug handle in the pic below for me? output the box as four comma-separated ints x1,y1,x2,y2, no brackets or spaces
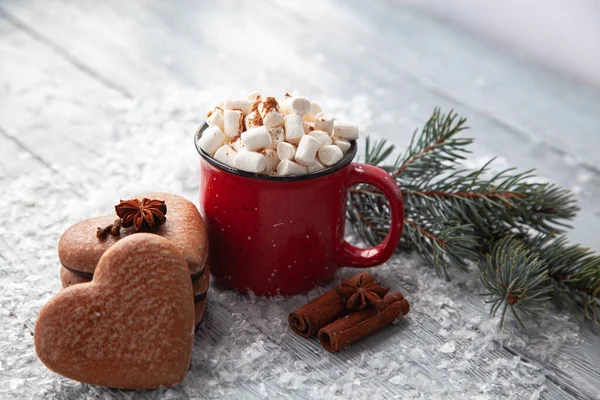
339,162,404,268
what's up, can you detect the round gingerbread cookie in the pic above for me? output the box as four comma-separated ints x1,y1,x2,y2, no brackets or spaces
193,264,210,328
59,266,92,287
58,192,209,276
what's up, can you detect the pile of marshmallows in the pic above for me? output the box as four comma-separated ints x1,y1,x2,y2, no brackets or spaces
197,92,359,176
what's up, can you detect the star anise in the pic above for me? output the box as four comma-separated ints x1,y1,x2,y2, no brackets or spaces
115,198,167,231
336,274,389,311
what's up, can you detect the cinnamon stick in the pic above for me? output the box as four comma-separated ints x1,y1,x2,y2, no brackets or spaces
318,291,409,352
288,272,375,338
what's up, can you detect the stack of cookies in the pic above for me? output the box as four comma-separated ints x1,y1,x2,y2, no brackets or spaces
57,192,210,329
34,192,210,389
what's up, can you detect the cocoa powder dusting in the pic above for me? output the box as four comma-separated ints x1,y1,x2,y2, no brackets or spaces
251,112,263,127
237,111,244,133
261,97,280,114
206,106,223,118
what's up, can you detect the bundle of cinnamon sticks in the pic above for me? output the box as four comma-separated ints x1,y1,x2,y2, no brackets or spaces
288,272,409,352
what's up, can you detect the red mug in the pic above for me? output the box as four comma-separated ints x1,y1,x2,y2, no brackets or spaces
195,124,404,296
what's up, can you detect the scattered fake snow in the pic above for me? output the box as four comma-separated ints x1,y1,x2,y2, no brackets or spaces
0,86,590,399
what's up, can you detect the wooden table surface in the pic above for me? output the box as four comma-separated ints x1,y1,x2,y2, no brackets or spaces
1,1,599,399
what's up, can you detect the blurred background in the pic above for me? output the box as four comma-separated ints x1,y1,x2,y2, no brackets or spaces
1,0,599,250
402,0,600,88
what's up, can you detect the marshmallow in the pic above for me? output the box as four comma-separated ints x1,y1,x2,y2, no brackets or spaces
247,91,263,104
263,112,284,129
303,120,314,134
213,145,237,167
307,160,325,173
235,151,266,173
263,148,279,174
318,145,343,166
333,121,359,140
197,126,226,155
308,130,332,148
244,111,263,130
295,135,321,166
258,97,284,128
314,112,334,135
277,142,296,161
304,102,322,122
230,138,247,152
277,159,307,176
268,126,285,149
241,126,272,151
247,92,262,115
224,97,253,115
205,92,358,176
224,109,243,138
206,107,225,131
284,114,305,144
334,138,351,154
280,96,311,116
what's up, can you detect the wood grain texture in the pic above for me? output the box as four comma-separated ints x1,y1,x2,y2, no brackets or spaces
1,1,599,399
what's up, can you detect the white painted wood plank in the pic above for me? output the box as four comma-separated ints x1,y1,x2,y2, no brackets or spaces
0,12,122,176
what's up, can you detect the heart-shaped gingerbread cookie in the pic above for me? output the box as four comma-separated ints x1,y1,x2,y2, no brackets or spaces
58,192,208,277
59,263,211,329
35,234,195,389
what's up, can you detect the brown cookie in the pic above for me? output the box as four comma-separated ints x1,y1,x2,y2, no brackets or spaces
58,192,208,276
59,266,92,287
59,263,210,327
193,264,210,327
35,234,195,389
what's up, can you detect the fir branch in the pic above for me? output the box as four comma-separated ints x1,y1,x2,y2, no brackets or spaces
365,135,395,166
406,219,448,248
401,165,578,239
401,191,478,275
392,108,471,183
347,107,599,327
480,235,600,326
480,237,553,328
528,235,600,324
408,190,526,200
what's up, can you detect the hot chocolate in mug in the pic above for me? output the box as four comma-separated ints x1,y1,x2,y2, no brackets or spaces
195,124,404,295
